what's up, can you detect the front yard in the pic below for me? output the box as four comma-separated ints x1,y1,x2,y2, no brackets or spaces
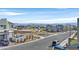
70,36,77,45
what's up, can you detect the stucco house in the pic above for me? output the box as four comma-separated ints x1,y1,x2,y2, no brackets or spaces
0,18,14,41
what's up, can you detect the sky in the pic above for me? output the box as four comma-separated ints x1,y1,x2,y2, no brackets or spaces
0,8,78,24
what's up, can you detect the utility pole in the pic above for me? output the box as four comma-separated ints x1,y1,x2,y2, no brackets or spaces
77,18,79,43
69,24,71,37
68,24,71,46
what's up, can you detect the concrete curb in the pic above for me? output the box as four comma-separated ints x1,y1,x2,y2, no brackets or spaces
59,32,77,47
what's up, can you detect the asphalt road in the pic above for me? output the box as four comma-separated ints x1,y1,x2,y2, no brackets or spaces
3,31,75,50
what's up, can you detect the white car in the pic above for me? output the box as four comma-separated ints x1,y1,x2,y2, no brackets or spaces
15,34,25,43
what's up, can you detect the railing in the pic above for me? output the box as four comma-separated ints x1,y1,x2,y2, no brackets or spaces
59,32,77,47
0,29,14,32
49,32,77,50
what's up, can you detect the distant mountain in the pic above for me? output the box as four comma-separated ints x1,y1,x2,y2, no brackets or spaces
14,22,77,27
48,22,77,25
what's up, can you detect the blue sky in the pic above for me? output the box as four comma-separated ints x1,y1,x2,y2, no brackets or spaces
0,8,78,24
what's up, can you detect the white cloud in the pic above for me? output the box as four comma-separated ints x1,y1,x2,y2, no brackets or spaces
11,17,77,24
0,12,24,16
0,9,9,11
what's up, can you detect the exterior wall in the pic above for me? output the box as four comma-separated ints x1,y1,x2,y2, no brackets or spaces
0,18,14,40
8,32,14,39
56,25,64,32
0,30,9,40
7,22,14,30
52,26,58,32
0,19,7,30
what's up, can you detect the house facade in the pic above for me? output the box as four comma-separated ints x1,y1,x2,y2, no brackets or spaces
0,18,14,40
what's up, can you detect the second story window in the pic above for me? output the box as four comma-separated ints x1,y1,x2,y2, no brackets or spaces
4,25,6,29
11,25,13,28
0,25,3,27
0,25,6,29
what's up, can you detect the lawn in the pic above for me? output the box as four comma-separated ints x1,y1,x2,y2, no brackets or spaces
70,38,78,45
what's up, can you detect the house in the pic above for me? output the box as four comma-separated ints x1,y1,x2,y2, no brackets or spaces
46,24,53,32
0,18,14,41
56,25,64,32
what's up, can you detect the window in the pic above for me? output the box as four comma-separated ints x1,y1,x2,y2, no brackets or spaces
11,25,13,28
0,25,6,29
0,35,5,40
0,25,3,27
4,25,6,29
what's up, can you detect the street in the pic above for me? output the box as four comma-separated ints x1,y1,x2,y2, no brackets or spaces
2,31,75,50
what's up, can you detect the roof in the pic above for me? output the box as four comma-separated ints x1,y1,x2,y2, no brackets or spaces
0,18,13,24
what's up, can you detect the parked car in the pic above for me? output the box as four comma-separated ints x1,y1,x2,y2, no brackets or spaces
0,39,9,46
15,34,25,43
48,40,67,50
48,40,60,49
9,38,15,42
51,40,60,46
